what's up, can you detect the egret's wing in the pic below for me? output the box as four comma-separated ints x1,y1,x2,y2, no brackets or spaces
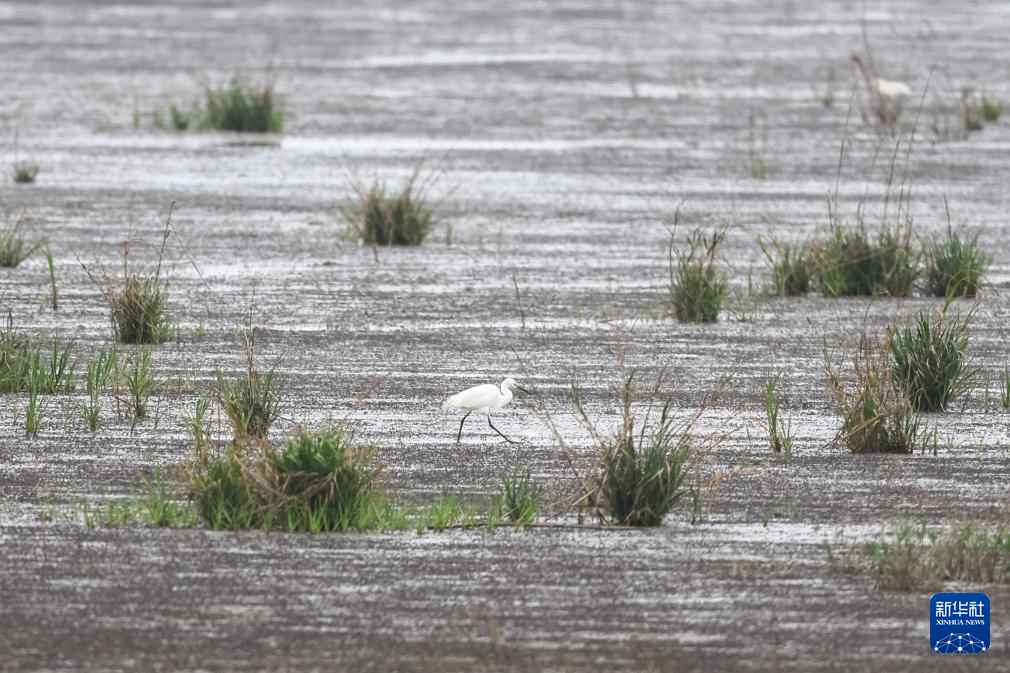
442,384,500,411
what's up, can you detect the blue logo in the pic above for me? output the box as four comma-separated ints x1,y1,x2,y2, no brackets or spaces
931,593,989,653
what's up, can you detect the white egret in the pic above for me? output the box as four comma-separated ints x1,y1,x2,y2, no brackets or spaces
442,377,530,444
871,77,911,100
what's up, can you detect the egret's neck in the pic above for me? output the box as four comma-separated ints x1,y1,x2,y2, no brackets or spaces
499,385,513,402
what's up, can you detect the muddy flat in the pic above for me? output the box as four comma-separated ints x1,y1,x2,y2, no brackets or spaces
2,1,1009,671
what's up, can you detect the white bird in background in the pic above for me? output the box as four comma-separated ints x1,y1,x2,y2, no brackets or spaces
442,377,531,444
871,77,911,100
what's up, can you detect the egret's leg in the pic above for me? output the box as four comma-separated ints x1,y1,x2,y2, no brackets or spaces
487,415,518,444
456,411,472,443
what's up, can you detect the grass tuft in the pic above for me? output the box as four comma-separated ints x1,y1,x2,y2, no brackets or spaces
82,346,118,432
0,211,46,268
825,336,924,454
762,373,793,455
960,90,1002,132
889,309,972,412
202,78,283,133
924,228,990,299
154,102,193,131
599,394,691,526
35,341,76,394
272,426,381,533
109,274,173,344
862,523,1010,591
190,425,379,533
999,368,1010,411
136,471,197,527
84,213,176,345
812,223,919,297
0,312,76,395
757,235,811,296
24,362,46,438
669,220,728,322
423,493,479,531
185,393,213,463
345,172,435,246
499,468,541,527
125,348,156,422
570,370,713,527
981,95,1003,123
11,161,39,184
217,351,282,441
191,451,256,530
0,311,28,392
544,349,732,528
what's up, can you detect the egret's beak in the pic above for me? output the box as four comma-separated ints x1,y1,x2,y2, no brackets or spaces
516,384,533,395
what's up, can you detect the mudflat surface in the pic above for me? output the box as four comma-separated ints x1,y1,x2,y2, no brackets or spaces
2,1,1010,671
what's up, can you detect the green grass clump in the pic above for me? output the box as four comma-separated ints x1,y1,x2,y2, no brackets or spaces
1,339,75,396
0,231,29,267
88,216,175,345
71,472,196,528
191,451,257,529
109,274,173,344
981,95,1003,122
669,224,728,322
561,368,725,527
135,471,197,527
762,373,793,455
82,346,118,432
890,310,972,412
24,362,46,438
348,175,435,246
580,374,696,527
999,368,1010,411
273,426,380,533
217,355,282,440
498,468,542,527
924,229,990,299
190,425,380,533
185,393,213,463
862,523,1010,591
202,78,283,133
813,223,919,297
757,236,811,296
423,493,481,531
125,348,156,421
169,104,192,130
0,312,29,392
826,336,924,454
33,341,76,394
18,337,74,438
71,500,131,528
354,496,412,532
154,103,193,131
45,246,58,310
961,90,1002,131
11,161,39,184
0,212,45,267
600,406,691,526
0,313,75,395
